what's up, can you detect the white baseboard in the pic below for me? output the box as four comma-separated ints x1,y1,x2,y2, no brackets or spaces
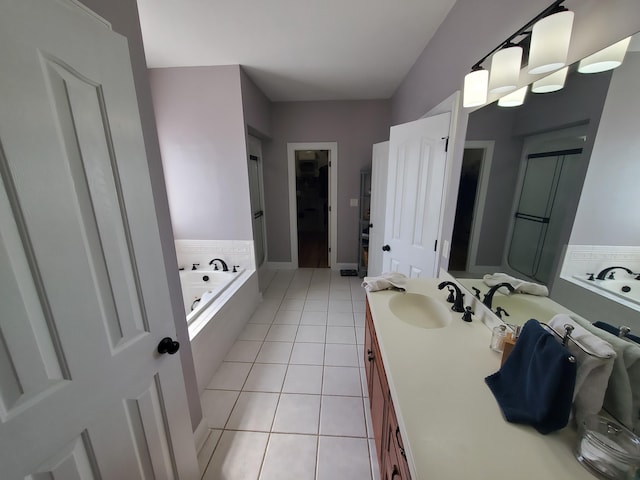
266,261,296,270
193,418,210,453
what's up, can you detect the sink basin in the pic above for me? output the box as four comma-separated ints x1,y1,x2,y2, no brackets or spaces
388,293,451,329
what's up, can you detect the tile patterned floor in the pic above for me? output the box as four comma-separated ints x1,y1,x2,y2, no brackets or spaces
197,268,380,480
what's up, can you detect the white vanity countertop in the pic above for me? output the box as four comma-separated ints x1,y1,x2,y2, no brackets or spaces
367,278,596,480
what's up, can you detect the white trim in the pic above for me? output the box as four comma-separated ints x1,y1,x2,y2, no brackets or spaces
266,261,296,270
287,142,338,269
424,92,460,276
463,141,495,272
193,418,209,453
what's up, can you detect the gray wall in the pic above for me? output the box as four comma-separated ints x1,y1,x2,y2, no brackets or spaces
240,67,272,139
465,68,612,267
77,0,202,429
263,100,391,263
149,66,254,241
570,52,640,245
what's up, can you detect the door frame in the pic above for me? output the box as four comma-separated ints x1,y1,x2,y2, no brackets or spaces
462,140,494,273
287,142,337,269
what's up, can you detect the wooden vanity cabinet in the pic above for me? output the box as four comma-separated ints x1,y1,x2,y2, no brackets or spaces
365,299,412,480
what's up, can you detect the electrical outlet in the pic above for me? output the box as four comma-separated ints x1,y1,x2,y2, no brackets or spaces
350,198,359,207
442,239,450,259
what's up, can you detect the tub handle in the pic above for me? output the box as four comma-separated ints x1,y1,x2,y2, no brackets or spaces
157,337,180,355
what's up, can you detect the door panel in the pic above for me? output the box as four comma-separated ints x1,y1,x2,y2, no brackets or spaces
0,1,198,478
368,142,389,277
383,113,450,277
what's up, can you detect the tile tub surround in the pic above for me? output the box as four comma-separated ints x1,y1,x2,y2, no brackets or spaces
197,268,378,480
561,245,640,279
175,239,256,272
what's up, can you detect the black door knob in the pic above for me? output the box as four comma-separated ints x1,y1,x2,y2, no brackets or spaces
382,244,391,252
157,337,180,355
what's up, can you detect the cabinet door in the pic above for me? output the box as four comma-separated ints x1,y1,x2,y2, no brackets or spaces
387,402,412,480
365,303,374,398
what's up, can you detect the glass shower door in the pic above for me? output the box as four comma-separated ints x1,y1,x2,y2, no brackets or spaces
508,148,583,283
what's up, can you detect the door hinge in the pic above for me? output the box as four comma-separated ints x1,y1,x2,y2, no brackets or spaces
329,247,332,252
442,136,449,152
329,205,332,212
329,161,332,167
434,239,438,251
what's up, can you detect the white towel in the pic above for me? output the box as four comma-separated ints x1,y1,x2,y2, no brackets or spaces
548,315,616,424
362,272,408,292
483,272,549,296
572,315,640,433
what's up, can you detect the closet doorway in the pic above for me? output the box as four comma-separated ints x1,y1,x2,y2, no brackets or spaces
287,142,338,269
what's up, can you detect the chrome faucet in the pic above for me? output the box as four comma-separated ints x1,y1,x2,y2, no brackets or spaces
595,266,636,280
482,282,515,309
209,258,229,272
438,281,465,312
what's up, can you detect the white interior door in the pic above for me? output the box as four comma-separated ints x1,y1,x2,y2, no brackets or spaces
368,141,390,277
0,1,198,479
382,113,451,278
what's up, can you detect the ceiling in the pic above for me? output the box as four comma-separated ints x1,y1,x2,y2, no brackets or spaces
136,0,457,102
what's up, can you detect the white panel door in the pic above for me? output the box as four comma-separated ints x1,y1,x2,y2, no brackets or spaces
382,113,450,278
0,1,198,479
368,141,389,277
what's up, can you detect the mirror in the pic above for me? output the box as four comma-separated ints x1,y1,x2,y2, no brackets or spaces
448,32,640,330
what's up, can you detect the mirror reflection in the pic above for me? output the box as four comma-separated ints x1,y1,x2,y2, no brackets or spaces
448,32,640,329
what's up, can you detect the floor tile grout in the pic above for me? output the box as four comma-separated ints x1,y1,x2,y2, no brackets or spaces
203,268,374,480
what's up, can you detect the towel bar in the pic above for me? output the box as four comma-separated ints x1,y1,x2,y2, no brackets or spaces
539,321,609,359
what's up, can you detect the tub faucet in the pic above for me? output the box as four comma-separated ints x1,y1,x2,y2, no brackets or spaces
482,283,515,309
437,281,465,313
209,258,229,272
595,266,635,280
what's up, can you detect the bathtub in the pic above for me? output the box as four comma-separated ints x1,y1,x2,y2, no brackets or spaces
179,269,242,325
180,268,260,394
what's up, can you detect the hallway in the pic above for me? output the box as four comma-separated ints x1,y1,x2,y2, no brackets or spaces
197,268,378,480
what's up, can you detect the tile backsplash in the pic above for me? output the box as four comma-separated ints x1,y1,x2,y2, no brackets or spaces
175,239,256,272
561,245,640,278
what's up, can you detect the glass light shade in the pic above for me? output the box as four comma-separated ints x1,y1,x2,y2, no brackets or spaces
531,67,568,93
578,36,631,73
528,10,574,75
463,69,489,108
489,46,523,94
498,86,528,107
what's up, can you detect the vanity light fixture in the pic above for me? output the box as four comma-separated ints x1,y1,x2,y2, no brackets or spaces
463,67,489,108
489,45,523,94
498,86,528,107
463,0,572,108
578,36,632,74
528,9,574,74
531,66,568,93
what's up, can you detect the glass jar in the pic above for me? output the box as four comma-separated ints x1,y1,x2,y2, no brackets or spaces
490,325,507,353
576,415,640,479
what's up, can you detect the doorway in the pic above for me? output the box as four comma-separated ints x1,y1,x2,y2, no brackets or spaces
449,141,494,273
295,150,329,267
287,142,337,269
247,136,267,268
